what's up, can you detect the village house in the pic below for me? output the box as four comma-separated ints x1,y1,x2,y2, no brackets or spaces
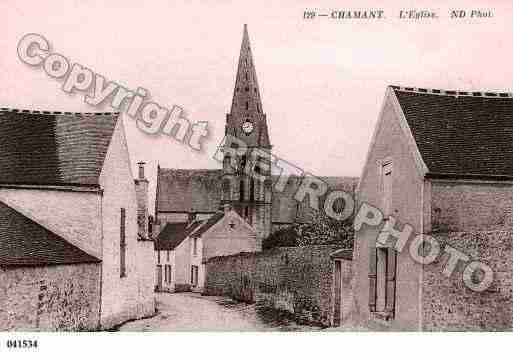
155,206,257,293
351,85,513,330
0,109,155,330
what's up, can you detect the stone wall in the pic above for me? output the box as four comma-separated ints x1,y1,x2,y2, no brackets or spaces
0,263,101,331
431,181,513,232
422,230,513,331
204,245,341,327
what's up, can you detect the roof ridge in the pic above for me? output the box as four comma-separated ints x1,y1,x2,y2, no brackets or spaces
390,85,513,98
0,107,120,116
158,168,223,172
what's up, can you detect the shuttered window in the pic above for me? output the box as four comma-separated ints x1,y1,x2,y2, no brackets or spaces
369,160,397,319
191,265,199,286
369,247,396,318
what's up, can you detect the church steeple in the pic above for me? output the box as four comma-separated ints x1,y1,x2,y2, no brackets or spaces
231,24,263,115
222,25,273,241
226,24,270,148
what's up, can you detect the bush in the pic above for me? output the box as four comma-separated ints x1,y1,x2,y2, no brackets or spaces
262,225,300,250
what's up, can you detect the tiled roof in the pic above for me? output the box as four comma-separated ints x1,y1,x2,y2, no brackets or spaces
0,109,118,186
156,168,223,212
393,87,513,178
0,200,100,266
155,220,202,251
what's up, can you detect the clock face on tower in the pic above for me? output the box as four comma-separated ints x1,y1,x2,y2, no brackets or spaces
242,120,254,134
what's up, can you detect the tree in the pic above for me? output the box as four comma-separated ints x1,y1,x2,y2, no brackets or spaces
262,210,354,250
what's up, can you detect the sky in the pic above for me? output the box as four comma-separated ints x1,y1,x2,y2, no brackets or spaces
2,0,512,207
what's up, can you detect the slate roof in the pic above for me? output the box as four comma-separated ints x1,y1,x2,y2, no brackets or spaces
392,87,513,179
156,167,358,225
0,109,118,186
155,220,202,251
190,212,225,238
0,200,100,267
156,168,223,213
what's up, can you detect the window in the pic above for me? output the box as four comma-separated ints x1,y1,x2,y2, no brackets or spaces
224,154,233,172
157,250,161,264
376,248,387,312
239,155,247,174
167,250,170,261
250,178,255,202
239,180,245,201
191,265,199,286
369,247,397,319
120,208,127,278
193,237,198,255
164,265,172,284
222,179,231,201
245,101,249,110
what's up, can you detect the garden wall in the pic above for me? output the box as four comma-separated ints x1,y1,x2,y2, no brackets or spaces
204,245,342,327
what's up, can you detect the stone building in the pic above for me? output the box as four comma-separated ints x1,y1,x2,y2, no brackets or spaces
352,86,513,330
154,25,358,241
0,109,154,330
155,207,257,293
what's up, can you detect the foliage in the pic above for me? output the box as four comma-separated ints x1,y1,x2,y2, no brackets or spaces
262,210,354,250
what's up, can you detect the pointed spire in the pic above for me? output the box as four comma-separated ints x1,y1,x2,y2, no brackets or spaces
230,24,263,116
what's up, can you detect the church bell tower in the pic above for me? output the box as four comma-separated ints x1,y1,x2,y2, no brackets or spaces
221,24,272,240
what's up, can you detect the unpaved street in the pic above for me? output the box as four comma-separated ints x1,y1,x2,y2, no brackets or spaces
118,292,320,331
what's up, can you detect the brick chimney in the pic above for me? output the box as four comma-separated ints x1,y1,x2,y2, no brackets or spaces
134,161,149,239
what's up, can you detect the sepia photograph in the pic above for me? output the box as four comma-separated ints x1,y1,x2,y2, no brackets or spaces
1,0,512,357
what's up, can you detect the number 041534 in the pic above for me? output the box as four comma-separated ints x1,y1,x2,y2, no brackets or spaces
6,339,38,349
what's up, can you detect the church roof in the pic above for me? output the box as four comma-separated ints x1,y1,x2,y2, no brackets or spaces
0,200,100,267
0,109,118,187
392,86,513,180
230,24,263,117
156,168,223,213
156,167,358,224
